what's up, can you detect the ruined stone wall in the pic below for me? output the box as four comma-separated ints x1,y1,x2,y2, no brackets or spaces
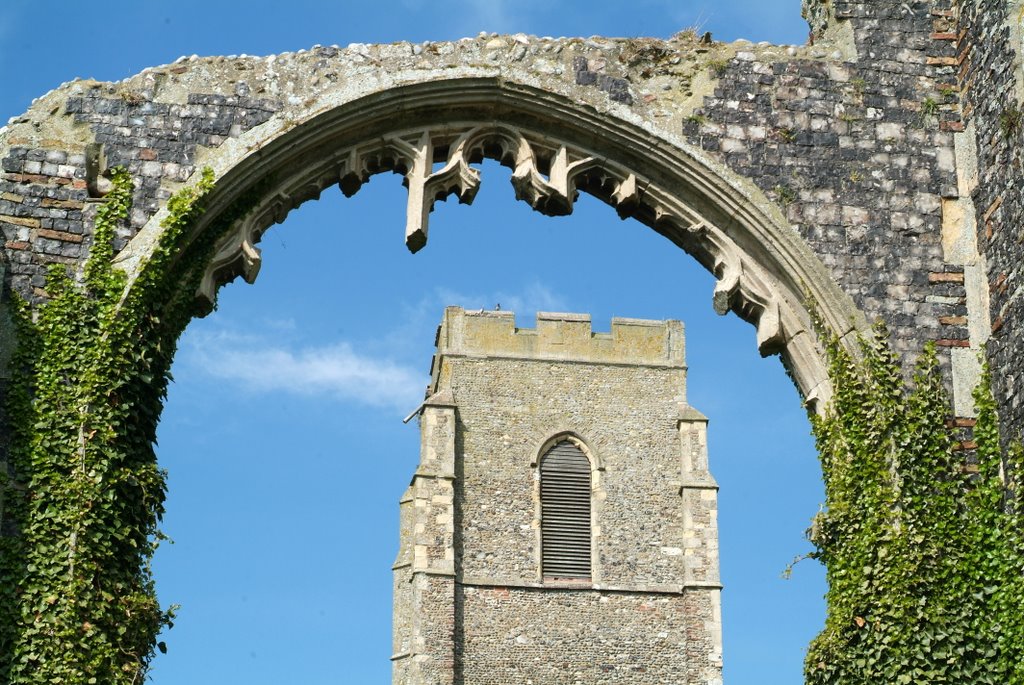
691,0,966,371
0,0,1003,422
958,0,1024,437
0,5,972,360
1,91,277,302
0,82,283,534
0,0,994,432
393,308,720,684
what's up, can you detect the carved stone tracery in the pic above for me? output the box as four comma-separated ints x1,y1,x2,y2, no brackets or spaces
197,121,829,406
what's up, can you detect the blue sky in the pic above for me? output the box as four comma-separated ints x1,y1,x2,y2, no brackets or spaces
2,2,823,683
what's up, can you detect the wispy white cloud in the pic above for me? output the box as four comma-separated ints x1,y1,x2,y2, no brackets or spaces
184,332,425,413
379,281,568,355
260,317,298,332
175,281,565,413
434,281,567,318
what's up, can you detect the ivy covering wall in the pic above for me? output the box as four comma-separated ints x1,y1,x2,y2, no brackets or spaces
805,325,1024,684
0,168,216,683
1,168,1023,682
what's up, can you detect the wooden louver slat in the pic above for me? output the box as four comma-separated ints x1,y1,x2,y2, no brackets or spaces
540,441,591,579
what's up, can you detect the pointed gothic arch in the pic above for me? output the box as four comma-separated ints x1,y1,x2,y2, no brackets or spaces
112,77,867,413
538,438,594,581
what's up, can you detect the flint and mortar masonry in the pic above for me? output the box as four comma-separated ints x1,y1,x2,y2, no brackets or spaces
394,307,721,684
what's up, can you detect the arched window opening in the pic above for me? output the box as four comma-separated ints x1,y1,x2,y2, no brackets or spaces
539,440,592,580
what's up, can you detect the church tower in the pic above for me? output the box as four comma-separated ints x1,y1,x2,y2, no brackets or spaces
392,307,722,684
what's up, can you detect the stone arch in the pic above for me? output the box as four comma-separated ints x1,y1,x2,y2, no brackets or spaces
530,431,603,584
531,430,605,472
4,7,1022,677
114,76,867,411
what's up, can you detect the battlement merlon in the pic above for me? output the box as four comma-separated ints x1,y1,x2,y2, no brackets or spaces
427,306,686,394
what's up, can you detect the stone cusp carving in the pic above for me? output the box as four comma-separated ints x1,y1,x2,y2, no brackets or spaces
197,121,826,407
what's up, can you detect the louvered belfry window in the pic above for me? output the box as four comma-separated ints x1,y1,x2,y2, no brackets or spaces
540,440,592,580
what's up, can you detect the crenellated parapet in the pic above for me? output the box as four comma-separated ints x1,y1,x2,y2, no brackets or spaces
430,307,685,370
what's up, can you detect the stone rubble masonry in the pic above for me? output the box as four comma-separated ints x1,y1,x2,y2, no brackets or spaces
392,307,721,684
688,0,966,379
957,0,1024,438
1,95,277,299
0,1,1020,436
1,0,1016,435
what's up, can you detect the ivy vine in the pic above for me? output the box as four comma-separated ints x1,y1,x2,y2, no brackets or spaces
0,166,218,683
805,324,1024,684
1,160,1023,684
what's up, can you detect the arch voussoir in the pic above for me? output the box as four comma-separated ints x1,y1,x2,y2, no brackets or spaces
118,78,866,410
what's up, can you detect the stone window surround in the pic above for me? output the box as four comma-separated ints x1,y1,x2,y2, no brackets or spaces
530,430,605,587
